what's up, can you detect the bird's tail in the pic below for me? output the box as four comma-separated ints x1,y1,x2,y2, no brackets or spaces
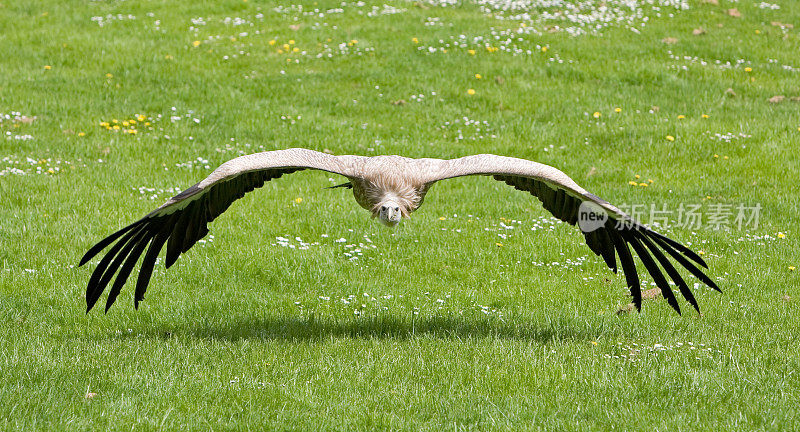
326,182,353,189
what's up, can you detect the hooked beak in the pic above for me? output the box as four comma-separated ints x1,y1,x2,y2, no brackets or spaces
378,204,402,227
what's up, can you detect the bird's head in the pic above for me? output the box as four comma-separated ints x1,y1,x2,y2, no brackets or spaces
374,199,406,227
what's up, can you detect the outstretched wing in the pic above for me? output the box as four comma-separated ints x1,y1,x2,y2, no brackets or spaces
419,154,720,314
79,148,363,312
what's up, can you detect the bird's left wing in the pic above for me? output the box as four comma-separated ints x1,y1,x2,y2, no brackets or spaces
417,154,720,314
79,148,363,312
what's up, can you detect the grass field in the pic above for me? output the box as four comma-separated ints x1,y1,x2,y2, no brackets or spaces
2,0,800,430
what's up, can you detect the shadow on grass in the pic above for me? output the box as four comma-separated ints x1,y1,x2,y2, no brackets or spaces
133,314,609,344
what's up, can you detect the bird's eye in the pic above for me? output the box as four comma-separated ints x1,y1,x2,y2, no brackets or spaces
394,207,399,212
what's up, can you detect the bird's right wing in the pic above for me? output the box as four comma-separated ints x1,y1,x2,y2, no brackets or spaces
79,148,364,312
416,154,720,314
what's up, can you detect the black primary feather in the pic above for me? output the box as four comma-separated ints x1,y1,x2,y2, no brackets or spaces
609,228,642,311
637,231,700,312
622,230,681,315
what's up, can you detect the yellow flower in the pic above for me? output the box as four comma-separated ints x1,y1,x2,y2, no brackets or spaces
78,132,85,137
438,216,446,220
350,39,358,44
467,89,476,95
277,49,284,54
591,341,598,346
48,168,55,174
639,183,648,187
292,47,299,52
666,135,675,141
122,121,129,127
615,107,621,113
755,29,761,34
165,55,173,60
628,181,638,186
144,122,151,126
593,112,601,118
289,39,295,45
269,40,276,46
677,115,685,120
128,129,137,134
192,40,201,47
112,125,120,130
138,114,146,121
412,37,419,44
475,73,482,79
698,250,706,255
495,242,503,247
44,65,52,70
648,179,654,183
777,232,786,239
714,154,719,158
541,46,548,52
702,114,709,119
634,174,640,179
282,44,290,51
106,73,113,78
789,266,796,271
744,67,752,72
520,22,526,28
295,197,302,204
99,122,109,127
468,49,476,55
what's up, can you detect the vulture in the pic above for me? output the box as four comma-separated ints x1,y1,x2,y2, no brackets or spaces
80,148,720,314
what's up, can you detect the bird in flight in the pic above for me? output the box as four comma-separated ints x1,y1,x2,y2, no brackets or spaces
80,148,720,314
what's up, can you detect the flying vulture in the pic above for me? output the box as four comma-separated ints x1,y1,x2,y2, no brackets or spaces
80,148,720,313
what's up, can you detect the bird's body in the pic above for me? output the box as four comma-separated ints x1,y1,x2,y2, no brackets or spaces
347,155,430,219
80,148,721,314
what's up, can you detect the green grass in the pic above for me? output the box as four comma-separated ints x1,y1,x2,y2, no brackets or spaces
2,0,799,430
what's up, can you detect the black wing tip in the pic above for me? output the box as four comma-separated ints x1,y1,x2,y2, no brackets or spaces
165,255,179,269
78,254,92,267
86,295,99,313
